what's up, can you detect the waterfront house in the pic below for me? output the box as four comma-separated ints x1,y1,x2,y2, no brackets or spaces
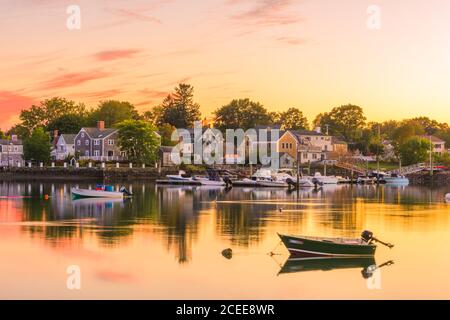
418,135,447,155
75,121,125,161
277,128,332,166
52,134,76,161
0,136,24,167
158,146,176,167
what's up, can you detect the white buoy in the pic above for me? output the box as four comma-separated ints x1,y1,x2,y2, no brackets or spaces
445,193,450,203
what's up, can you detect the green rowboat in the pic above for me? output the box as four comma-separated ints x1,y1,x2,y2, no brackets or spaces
278,231,393,258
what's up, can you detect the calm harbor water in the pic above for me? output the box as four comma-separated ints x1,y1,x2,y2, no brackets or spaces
0,181,449,299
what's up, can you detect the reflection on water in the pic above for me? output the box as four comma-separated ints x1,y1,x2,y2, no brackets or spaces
0,182,449,299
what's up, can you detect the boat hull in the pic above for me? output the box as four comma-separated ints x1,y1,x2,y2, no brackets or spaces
384,177,409,185
71,188,124,199
278,234,376,258
257,181,288,188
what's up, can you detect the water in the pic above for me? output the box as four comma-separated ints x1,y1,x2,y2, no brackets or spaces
0,182,449,299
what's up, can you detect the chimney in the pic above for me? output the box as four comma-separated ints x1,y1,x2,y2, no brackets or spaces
314,126,322,134
97,121,105,131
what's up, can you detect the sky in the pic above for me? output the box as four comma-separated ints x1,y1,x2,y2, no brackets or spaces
1,0,450,130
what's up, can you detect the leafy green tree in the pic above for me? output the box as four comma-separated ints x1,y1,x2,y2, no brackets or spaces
117,120,160,164
0,130,6,140
46,114,88,134
391,121,425,156
398,137,431,166
157,123,177,146
156,84,201,128
408,117,447,135
90,100,140,127
23,128,51,163
214,98,272,131
19,97,87,134
275,107,309,130
314,104,366,142
7,124,31,140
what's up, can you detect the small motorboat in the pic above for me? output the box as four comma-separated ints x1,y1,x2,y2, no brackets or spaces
194,169,227,186
232,178,258,187
445,193,450,203
257,178,288,188
357,176,375,185
71,186,131,199
384,174,409,185
166,170,193,181
312,172,339,185
278,230,393,258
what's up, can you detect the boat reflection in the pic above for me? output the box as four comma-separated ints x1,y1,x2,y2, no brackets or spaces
278,257,394,279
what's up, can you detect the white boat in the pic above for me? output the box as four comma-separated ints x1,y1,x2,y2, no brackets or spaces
194,176,226,186
166,170,193,181
257,179,289,188
232,178,258,186
357,176,375,185
312,172,339,185
384,174,409,185
445,193,450,203
71,188,124,199
298,178,315,188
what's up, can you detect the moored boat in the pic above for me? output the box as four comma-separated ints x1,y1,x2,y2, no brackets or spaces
71,187,126,199
278,230,393,258
312,172,339,185
166,170,193,181
384,174,409,185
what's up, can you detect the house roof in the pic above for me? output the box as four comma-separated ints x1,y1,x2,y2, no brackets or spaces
60,134,77,144
290,129,327,137
81,128,117,139
0,139,22,145
418,135,445,143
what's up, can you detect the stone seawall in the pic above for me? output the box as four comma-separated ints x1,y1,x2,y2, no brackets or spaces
0,167,179,182
406,171,450,186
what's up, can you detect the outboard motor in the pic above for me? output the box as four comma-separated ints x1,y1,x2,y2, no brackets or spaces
223,177,233,189
119,186,133,197
361,230,374,244
286,178,297,190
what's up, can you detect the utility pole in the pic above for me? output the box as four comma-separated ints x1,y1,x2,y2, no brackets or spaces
429,135,433,177
296,142,300,194
376,124,380,183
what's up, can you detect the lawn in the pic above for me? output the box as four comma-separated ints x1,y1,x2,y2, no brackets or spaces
366,161,400,171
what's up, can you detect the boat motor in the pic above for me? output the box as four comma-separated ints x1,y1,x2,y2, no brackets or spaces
119,186,133,197
361,230,394,248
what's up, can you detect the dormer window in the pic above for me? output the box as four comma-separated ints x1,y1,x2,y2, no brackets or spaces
81,132,85,138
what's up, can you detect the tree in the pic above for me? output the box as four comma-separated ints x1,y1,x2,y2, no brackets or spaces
19,97,87,134
157,123,177,146
46,114,88,134
90,100,140,127
398,137,431,166
408,117,446,135
0,130,6,140
214,98,272,131
314,104,366,142
391,121,425,156
117,120,160,164
275,107,309,130
23,128,51,163
156,84,201,128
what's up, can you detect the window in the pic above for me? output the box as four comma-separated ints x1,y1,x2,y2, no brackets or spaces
312,154,318,159
108,139,115,146
108,151,114,157
85,150,90,156
303,153,307,159
281,143,285,148
77,140,81,146
81,132,85,138
94,150,100,156
85,140,90,146
289,143,293,149
14,147,18,152
94,139,100,146
324,145,328,151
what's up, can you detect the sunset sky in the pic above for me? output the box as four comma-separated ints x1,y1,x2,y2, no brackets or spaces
1,0,450,130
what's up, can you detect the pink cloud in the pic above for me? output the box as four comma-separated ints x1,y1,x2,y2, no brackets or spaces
229,0,303,28
108,8,162,24
40,70,111,90
72,89,123,100
93,49,141,61
275,36,308,45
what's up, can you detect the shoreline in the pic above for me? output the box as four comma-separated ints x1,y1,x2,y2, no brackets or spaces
1,167,450,186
